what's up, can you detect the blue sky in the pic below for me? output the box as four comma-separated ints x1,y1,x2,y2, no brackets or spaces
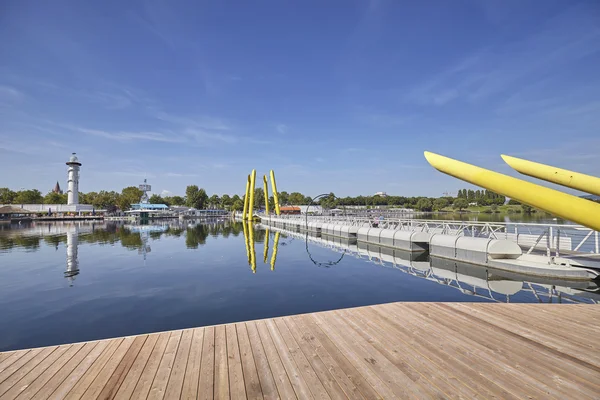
1,0,599,198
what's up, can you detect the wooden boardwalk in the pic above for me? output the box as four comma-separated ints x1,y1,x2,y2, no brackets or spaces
0,303,599,399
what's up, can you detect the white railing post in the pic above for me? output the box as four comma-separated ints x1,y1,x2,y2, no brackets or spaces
596,231,599,254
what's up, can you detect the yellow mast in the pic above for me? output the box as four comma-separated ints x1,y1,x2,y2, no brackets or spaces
424,151,600,231
242,176,250,220
263,175,270,215
502,154,600,197
247,169,256,220
270,170,281,216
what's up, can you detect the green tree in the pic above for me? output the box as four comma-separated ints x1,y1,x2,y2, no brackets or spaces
521,204,533,214
279,191,289,205
453,198,469,211
221,194,232,209
166,195,185,206
14,189,43,204
508,199,521,205
288,192,306,205
185,185,208,209
149,194,165,204
433,198,449,211
415,198,433,211
0,188,16,204
44,192,67,204
491,204,499,212
118,186,143,211
209,194,220,209
232,199,244,211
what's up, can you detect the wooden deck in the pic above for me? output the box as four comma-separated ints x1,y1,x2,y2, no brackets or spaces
0,303,599,399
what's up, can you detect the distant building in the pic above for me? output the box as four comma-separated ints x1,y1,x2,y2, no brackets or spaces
280,206,301,215
52,181,63,194
374,191,388,197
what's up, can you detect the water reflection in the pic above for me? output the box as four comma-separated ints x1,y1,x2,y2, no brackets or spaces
264,225,600,304
241,221,281,272
0,219,244,284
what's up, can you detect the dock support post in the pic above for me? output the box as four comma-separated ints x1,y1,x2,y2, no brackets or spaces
270,170,281,216
248,170,256,220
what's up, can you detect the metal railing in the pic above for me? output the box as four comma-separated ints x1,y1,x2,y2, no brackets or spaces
260,214,600,258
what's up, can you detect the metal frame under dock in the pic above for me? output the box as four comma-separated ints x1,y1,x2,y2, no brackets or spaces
0,302,598,399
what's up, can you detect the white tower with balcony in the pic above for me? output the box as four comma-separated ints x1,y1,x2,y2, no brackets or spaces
66,153,82,205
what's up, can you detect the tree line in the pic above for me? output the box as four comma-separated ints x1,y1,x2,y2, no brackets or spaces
1,185,510,212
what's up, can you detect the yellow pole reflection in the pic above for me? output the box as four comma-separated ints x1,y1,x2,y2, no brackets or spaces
242,220,250,264
264,228,270,263
270,231,280,271
248,222,257,273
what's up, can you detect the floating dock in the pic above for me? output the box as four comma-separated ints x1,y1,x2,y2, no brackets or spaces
0,303,598,399
259,216,600,280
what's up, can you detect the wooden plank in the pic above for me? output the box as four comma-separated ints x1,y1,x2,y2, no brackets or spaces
250,320,296,399
1,344,74,400
236,323,263,400
16,343,85,400
349,307,491,399
244,322,279,400
130,332,170,400
339,308,458,399
454,303,600,361
96,335,148,400
0,348,48,396
397,303,597,399
181,328,204,400
0,349,32,375
274,318,342,399
164,329,194,399
31,342,98,400
214,325,229,400
287,316,365,400
315,310,431,398
308,312,396,399
113,334,159,400
78,337,135,399
198,326,215,400
263,319,313,399
48,340,111,400
295,315,377,400
147,330,182,400
0,352,13,364
389,303,567,398
63,339,124,400
226,324,247,399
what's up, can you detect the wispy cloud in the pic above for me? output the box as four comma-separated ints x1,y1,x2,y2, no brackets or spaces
275,124,288,134
77,127,184,143
0,85,25,103
407,5,600,106
183,128,237,144
163,172,199,177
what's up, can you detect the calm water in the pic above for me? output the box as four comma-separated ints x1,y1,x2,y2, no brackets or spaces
0,220,597,351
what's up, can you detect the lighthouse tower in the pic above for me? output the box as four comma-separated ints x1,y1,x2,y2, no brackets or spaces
66,153,82,205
